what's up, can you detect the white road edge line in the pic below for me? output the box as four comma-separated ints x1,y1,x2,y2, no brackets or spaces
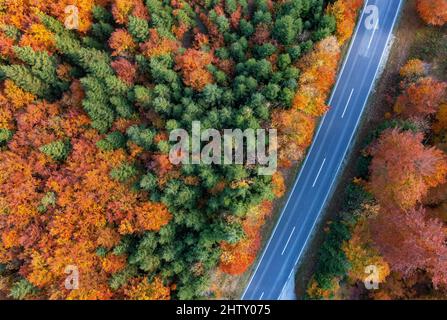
281,227,296,256
341,89,355,118
312,158,326,188
278,0,404,300
241,0,372,301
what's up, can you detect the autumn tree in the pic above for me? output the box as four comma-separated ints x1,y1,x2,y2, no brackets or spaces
371,207,447,288
175,48,214,91
327,0,364,45
399,59,426,80
394,77,447,118
368,129,447,210
219,201,273,275
416,0,447,26
342,210,390,285
272,108,315,167
292,36,340,117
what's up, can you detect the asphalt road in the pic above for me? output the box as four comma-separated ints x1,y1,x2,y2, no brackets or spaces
242,0,403,300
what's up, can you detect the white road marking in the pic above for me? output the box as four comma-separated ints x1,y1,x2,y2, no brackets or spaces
281,227,296,256
259,292,265,300
367,19,379,50
341,89,354,118
312,158,326,188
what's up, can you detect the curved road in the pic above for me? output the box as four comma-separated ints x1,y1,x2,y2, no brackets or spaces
242,0,403,300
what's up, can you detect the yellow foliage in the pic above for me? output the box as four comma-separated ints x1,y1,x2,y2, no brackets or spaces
4,79,36,109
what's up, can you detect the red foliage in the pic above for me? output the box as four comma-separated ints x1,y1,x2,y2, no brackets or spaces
371,207,447,288
368,129,447,210
111,58,137,85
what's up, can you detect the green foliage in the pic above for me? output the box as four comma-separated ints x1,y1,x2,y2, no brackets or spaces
110,163,138,182
140,173,158,191
410,27,447,74
9,279,38,300
39,139,71,162
128,16,149,42
1,24,20,40
0,128,13,145
273,15,302,45
313,14,336,41
363,119,420,147
38,191,57,213
343,184,374,213
313,221,351,289
254,43,276,59
126,125,155,150
287,45,302,62
109,265,138,291
96,132,126,151
0,64,50,98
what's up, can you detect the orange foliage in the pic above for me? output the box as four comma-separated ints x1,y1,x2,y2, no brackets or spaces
0,32,15,59
432,103,447,136
140,28,178,58
307,277,341,299
399,59,425,79
175,48,214,91
371,207,447,288
51,0,103,33
219,201,273,275
109,29,136,56
394,77,447,118
416,0,447,26
112,0,148,25
0,92,172,299
124,277,170,300
271,172,286,198
19,23,55,52
327,0,364,45
272,108,315,167
342,212,390,284
3,79,36,109
0,0,103,34
101,254,127,273
292,36,340,117
119,202,172,234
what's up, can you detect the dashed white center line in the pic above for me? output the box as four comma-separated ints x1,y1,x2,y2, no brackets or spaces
341,89,355,118
259,292,265,300
312,158,326,188
281,227,296,256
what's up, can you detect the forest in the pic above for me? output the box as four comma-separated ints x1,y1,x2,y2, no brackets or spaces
0,0,363,299
306,0,447,300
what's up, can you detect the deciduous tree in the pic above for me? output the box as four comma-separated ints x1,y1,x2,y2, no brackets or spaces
368,129,447,210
